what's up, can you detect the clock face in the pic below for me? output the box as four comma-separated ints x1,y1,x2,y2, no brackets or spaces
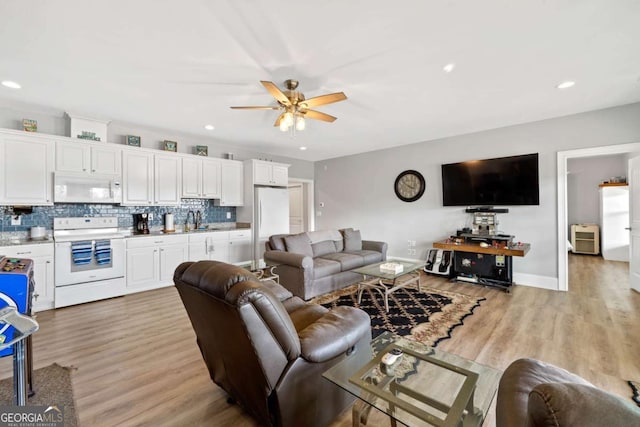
394,170,425,202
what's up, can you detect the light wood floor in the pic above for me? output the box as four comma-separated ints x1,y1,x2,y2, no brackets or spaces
1,254,638,426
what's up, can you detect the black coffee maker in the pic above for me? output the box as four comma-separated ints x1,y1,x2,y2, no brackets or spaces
133,213,150,234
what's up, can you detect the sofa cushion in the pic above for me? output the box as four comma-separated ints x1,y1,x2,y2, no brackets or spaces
269,234,288,251
344,249,383,264
343,229,362,251
319,252,365,271
334,239,344,252
313,258,341,279
284,233,313,257
312,240,337,257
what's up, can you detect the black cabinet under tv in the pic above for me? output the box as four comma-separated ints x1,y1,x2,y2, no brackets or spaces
433,235,531,292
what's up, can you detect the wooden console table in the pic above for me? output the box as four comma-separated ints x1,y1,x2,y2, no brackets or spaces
433,238,530,292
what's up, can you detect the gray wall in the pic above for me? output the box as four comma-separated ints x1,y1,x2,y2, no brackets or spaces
315,102,640,287
567,155,626,232
0,99,314,180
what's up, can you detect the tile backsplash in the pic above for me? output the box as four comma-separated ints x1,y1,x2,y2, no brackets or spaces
0,200,236,232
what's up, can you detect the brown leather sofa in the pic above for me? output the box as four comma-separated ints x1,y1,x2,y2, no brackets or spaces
174,260,373,427
497,358,640,427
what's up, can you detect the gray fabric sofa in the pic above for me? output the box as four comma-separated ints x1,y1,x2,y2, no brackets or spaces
264,229,388,300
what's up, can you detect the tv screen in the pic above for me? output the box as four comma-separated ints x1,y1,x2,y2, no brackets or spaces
441,153,539,206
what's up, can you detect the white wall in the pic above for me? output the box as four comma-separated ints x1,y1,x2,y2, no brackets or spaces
567,155,626,232
315,102,640,289
0,99,314,180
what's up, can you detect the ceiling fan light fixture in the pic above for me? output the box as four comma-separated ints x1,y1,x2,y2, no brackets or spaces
295,115,306,131
279,121,289,132
283,112,294,127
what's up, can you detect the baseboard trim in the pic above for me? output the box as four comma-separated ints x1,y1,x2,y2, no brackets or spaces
513,273,559,291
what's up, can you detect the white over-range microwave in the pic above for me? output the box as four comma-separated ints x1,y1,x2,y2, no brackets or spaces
54,172,122,204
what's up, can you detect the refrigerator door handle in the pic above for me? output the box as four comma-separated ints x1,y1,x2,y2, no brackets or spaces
259,200,263,231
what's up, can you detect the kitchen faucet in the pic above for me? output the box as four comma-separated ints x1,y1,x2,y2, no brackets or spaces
185,210,195,231
195,210,202,230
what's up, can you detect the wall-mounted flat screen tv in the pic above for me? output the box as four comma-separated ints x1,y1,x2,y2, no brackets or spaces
441,153,539,206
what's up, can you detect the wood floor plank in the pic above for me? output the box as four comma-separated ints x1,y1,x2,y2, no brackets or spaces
0,253,638,426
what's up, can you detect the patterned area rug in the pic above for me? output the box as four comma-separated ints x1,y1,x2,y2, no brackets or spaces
630,380,640,408
312,283,485,347
0,363,78,426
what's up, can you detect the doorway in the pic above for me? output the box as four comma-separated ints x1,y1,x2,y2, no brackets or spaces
557,142,640,291
288,178,314,234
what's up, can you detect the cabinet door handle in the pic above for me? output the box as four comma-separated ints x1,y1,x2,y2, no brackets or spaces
92,169,96,172
83,168,87,171
46,260,51,264
17,251,31,255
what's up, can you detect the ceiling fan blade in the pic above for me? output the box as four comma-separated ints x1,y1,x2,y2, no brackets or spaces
273,113,286,127
300,92,347,109
304,110,337,123
261,81,291,106
230,106,281,110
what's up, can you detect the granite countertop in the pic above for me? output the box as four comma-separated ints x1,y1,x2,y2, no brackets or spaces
0,237,54,247
124,222,251,238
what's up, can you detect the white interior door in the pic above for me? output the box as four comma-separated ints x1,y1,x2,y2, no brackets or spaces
629,155,640,293
289,184,304,234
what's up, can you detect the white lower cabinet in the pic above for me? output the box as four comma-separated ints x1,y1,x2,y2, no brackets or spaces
229,230,252,264
0,243,54,312
188,231,230,262
126,234,188,293
188,229,252,265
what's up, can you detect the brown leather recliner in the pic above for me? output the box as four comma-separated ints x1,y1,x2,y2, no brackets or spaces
497,358,640,427
174,260,372,427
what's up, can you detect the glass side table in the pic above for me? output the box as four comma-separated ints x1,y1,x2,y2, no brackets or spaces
0,307,39,406
323,332,501,427
239,260,280,283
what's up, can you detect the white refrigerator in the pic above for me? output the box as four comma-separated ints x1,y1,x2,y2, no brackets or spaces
254,187,290,263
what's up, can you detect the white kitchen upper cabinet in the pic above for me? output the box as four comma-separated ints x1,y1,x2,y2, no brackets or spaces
91,145,121,175
181,157,220,199
154,155,181,206
202,159,221,198
271,165,289,186
0,133,54,205
218,160,244,206
182,157,203,198
55,140,121,175
250,159,289,186
122,150,154,205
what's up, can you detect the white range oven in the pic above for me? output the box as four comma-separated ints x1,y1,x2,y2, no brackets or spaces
53,217,126,308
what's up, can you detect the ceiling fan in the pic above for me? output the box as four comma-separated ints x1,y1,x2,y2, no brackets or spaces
230,79,347,131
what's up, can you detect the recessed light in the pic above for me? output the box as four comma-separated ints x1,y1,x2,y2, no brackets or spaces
204,124,215,130
299,147,307,151
556,81,575,89
1,81,21,89
443,63,455,73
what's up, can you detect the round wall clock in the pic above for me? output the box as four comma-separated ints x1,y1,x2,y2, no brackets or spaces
394,170,425,202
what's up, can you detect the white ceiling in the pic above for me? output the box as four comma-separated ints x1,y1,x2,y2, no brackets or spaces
1,1,639,161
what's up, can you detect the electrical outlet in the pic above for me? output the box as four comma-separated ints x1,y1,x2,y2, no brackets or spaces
11,215,21,226
148,213,154,221
226,212,231,219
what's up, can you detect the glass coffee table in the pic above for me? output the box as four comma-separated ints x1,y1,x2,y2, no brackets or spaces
323,332,501,427
352,261,425,312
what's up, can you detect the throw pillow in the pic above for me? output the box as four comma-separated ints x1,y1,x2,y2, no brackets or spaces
284,233,313,258
343,229,362,251
312,240,337,257
269,234,287,251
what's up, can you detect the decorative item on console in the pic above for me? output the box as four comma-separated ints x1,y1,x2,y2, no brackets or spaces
66,112,110,143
